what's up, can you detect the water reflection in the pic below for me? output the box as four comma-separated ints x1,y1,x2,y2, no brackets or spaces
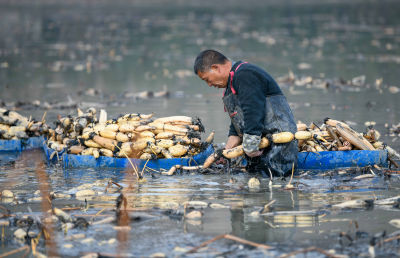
1,149,400,256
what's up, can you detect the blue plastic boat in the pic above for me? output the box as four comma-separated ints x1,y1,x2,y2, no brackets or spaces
0,139,21,152
63,145,214,170
297,150,388,170
0,135,389,171
44,141,388,170
42,143,215,170
0,136,45,152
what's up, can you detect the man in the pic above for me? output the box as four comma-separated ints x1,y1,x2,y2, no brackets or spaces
194,49,297,177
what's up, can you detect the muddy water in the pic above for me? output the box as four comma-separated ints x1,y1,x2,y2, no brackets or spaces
1,152,400,257
1,0,400,256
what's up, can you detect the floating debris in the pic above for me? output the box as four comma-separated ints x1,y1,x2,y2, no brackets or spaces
375,195,400,205
297,63,312,70
1,189,14,198
91,217,114,226
275,70,400,93
51,192,72,199
13,228,26,240
353,174,375,180
388,86,399,94
185,210,202,220
53,208,72,222
174,69,193,79
248,177,261,189
209,203,229,209
332,199,374,209
81,238,95,244
75,190,96,197
184,201,208,209
249,210,262,218
159,202,179,210
351,75,366,86
387,123,400,136
389,219,400,228
1,98,79,110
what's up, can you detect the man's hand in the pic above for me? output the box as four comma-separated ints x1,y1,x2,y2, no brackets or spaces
243,133,262,157
215,136,241,165
245,149,263,158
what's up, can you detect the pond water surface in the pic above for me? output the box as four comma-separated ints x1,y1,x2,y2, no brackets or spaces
1,0,400,257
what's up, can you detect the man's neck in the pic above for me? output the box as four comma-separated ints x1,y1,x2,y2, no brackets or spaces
223,61,233,86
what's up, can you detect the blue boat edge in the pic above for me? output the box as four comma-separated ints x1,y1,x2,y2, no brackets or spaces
3,138,389,171
0,139,21,152
62,144,215,170
42,140,65,163
0,136,45,152
61,145,389,171
297,149,388,170
22,136,46,150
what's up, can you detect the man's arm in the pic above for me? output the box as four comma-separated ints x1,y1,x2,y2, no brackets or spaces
228,122,238,138
225,135,241,149
235,70,266,156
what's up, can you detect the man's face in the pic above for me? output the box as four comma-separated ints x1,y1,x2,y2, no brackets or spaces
197,65,227,88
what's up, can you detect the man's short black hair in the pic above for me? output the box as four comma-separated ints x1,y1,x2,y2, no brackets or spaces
193,49,229,75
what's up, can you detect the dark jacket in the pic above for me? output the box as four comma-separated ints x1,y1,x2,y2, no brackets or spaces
223,61,298,176
227,62,283,137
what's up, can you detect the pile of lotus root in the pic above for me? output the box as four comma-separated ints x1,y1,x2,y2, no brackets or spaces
296,118,398,157
46,108,214,159
0,108,49,140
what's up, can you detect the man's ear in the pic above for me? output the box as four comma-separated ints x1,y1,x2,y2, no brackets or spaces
210,64,219,72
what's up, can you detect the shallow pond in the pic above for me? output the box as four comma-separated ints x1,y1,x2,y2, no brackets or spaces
0,0,400,256
1,149,400,257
